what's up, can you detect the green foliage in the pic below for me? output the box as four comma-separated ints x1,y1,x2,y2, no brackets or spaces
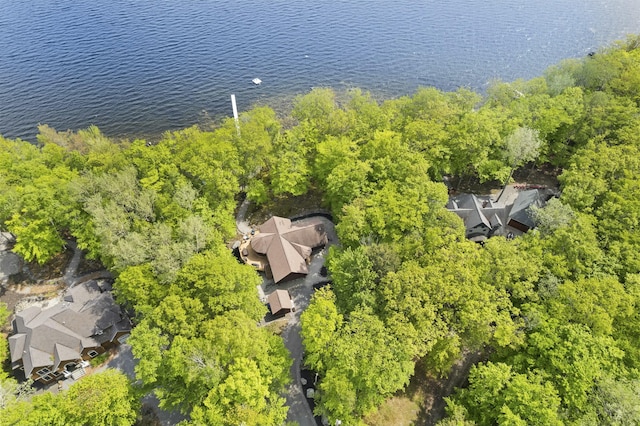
300,289,344,373
188,358,288,426
530,197,575,236
89,351,111,368
0,378,34,411
172,244,266,322
114,263,166,316
64,370,140,426
0,370,138,426
548,275,633,336
234,106,279,184
327,246,379,314
302,289,415,423
292,88,349,139
504,316,624,418
130,311,290,418
455,362,563,426
0,136,79,263
589,375,640,426
532,212,606,280
503,126,542,168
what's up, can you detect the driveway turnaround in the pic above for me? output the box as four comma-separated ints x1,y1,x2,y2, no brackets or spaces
257,216,337,426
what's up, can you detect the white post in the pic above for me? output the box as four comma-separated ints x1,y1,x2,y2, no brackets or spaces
230,94,240,136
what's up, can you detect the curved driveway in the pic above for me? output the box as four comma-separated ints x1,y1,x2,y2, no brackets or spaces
257,216,337,426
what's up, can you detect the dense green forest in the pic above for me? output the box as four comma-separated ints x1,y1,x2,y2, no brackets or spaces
2,36,640,425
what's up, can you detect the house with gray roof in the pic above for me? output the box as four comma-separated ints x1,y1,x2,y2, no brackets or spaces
507,189,542,232
8,280,131,385
447,194,505,240
447,189,543,241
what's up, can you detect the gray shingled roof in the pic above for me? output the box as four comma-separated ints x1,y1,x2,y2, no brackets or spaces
508,189,541,229
9,280,129,377
53,343,81,370
450,194,492,229
8,334,26,363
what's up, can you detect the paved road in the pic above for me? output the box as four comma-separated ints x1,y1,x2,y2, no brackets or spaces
257,216,338,426
62,240,81,286
102,345,187,425
277,255,324,426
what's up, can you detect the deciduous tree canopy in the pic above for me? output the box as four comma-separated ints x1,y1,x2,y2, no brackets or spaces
2,35,640,425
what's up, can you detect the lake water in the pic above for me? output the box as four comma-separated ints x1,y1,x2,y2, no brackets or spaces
1,0,639,142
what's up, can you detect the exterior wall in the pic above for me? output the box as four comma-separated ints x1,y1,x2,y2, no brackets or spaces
507,219,530,232
81,345,107,361
31,365,59,384
113,331,130,345
466,223,490,238
30,359,87,384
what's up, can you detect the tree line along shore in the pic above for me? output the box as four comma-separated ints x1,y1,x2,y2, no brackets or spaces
2,35,640,425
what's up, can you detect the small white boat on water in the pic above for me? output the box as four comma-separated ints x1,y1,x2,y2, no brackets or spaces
252,78,262,85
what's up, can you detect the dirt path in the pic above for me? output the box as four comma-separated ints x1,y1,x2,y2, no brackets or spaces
418,350,485,425
62,240,82,286
236,197,252,235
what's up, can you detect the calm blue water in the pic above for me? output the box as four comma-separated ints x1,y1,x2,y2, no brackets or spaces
1,0,639,142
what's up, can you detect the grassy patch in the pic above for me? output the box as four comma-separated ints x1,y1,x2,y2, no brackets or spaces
263,319,288,335
245,188,326,225
89,352,111,368
364,396,420,426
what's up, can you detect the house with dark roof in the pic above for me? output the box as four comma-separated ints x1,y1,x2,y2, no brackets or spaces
447,189,543,240
447,194,505,240
242,216,327,283
507,189,542,232
8,280,131,385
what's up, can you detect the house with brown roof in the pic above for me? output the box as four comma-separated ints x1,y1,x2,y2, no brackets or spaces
8,280,131,385
267,289,294,316
242,216,327,283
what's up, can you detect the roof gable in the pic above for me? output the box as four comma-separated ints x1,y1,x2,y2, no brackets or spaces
8,334,26,363
268,289,293,314
251,216,327,283
508,190,541,229
53,343,81,370
9,280,128,377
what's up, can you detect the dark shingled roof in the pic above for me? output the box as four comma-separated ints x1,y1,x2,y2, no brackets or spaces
9,281,130,377
508,189,541,230
449,194,491,229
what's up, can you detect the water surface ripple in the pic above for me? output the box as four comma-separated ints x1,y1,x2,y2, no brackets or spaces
1,0,639,141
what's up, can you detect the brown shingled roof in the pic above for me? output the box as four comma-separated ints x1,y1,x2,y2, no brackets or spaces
267,289,293,315
251,216,327,283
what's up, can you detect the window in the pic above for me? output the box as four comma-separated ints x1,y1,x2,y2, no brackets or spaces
36,367,50,376
117,333,130,344
87,350,100,358
40,375,52,382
